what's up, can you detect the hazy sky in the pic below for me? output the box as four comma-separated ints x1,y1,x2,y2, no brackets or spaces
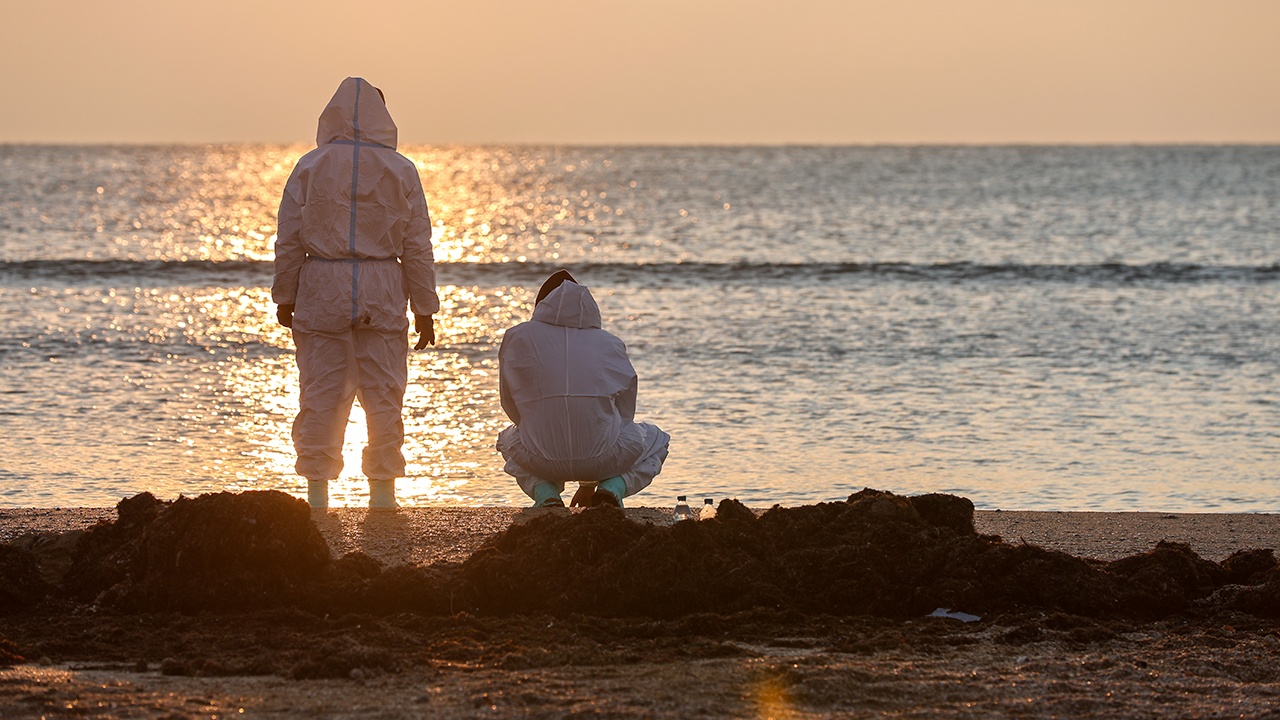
3,0,1278,144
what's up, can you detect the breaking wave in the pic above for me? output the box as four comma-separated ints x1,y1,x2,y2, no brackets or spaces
4,258,1278,288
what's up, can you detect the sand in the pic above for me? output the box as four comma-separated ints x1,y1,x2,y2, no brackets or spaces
1,502,1277,719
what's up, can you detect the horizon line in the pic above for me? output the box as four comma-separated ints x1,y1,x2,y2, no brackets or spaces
4,140,1280,149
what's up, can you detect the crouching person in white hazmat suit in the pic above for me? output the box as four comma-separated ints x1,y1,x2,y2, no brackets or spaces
497,270,670,508
272,77,439,510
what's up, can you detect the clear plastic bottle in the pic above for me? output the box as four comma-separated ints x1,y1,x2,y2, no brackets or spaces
673,495,693,523
700,498,716,521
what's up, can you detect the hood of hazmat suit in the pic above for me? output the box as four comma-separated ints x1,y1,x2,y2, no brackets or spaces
273,76,438,334
498,281,640,465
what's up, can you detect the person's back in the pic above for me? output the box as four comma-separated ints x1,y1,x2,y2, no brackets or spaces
273,77,438,510
497,274,668,508
499,280,637,463
275,78,436,336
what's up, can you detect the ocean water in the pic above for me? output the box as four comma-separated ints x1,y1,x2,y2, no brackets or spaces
1,145,1278,511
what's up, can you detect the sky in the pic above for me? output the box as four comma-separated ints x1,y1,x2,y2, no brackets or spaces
2,0,1279,145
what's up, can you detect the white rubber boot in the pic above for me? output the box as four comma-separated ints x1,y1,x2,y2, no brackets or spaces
307,479,329,511
369,478,397,510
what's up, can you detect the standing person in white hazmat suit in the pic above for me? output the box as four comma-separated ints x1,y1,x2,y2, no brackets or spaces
497,270,669,508
273,77,439,510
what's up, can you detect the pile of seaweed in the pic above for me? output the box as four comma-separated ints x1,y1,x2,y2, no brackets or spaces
1,489,1276,620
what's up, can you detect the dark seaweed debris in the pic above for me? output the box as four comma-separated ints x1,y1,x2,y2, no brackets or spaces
452,491,1276,619
0,488,1276,620
8,491,332,613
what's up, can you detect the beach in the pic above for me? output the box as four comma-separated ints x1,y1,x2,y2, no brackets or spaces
5,4,1279,717
1,500,1277,719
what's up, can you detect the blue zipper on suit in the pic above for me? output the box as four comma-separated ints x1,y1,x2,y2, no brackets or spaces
348,79,363,327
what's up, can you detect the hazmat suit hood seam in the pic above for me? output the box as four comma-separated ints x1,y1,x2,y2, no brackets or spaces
531,281,602,329
317,77,398,149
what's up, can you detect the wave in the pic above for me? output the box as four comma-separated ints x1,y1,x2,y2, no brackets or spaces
1,259,274,284
3,258,1278,286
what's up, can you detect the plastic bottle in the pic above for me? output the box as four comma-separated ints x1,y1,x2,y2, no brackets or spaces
673,495,693,523
700,498,716,521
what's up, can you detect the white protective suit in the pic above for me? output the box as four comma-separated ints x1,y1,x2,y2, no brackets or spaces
496,281,669,499
273,77,439,482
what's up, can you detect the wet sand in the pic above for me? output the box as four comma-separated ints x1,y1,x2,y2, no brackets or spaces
1,505,1277,719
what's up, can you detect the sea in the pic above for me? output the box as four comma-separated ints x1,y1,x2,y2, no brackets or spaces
1,145,1277,511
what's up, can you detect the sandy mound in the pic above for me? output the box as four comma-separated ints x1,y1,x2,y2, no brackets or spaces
1,488,1276,620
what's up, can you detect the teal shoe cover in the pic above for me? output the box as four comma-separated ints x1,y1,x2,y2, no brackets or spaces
532,481,565,508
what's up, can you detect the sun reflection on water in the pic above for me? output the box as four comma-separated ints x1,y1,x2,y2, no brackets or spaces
14,144,660,267
186,279,537,508
403,146,643,265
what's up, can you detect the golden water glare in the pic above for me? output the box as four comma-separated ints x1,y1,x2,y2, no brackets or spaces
166,145,627,265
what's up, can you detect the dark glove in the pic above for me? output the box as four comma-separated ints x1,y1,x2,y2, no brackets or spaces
276,304,294,328
569,482,597,508
414,313,435,350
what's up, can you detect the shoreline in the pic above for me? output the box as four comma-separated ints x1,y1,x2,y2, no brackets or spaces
1,506,1276,564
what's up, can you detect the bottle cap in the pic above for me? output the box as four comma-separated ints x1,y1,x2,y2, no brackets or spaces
704,498,713,504
677,495,687,501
